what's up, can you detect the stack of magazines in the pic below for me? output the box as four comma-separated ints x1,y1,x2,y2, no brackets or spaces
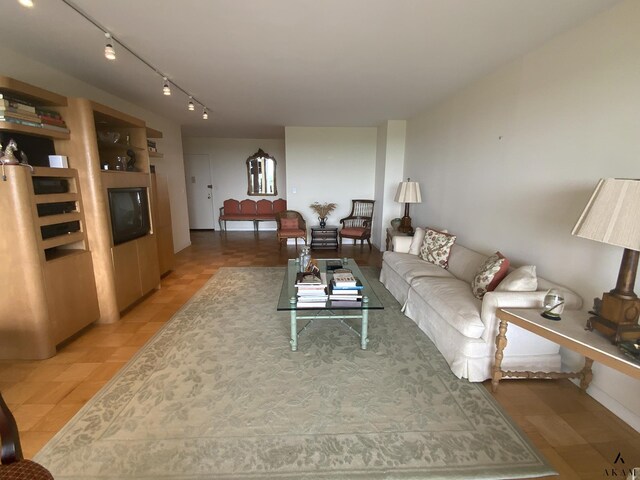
295,271,328,308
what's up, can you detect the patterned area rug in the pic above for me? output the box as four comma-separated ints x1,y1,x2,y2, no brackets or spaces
35,267,554,479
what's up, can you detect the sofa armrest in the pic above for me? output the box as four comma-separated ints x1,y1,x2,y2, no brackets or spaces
392,236,413,253
479,290,581,343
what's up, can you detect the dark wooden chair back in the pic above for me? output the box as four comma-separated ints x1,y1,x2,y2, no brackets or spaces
339,199,375,249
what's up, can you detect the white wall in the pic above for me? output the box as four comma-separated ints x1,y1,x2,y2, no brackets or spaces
284,127,378,240
404,0,640,430
182,137,286,230
374,121,407,250
0,45,191,252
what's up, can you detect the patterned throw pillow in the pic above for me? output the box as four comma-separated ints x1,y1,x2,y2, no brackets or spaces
471,252,510,299
419,229,457,268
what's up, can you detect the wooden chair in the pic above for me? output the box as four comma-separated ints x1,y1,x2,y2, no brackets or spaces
0,392,54,479
276,211,307,249
339,199,375,250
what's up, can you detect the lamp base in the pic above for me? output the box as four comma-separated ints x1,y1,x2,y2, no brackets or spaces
587,293,640,344
398,216,413,234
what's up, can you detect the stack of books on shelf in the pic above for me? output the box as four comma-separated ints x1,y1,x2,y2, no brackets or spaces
329,270,363,308
0,94,42,128
295,270,328,308
36,108,69,133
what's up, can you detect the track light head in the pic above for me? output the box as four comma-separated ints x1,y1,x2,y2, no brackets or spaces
202,108,209,120
104,33,116,60
162,77,171,96
188,97,195,111
18,0,34,8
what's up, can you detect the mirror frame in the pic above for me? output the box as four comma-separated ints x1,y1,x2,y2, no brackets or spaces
246,148,278,196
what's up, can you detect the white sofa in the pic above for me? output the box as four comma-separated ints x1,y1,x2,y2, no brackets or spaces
380,235,583,382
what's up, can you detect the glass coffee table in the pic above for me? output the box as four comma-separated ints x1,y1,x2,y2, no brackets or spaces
277,258,383,351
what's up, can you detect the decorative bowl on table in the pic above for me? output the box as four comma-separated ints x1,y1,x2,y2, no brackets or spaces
98,131,121,144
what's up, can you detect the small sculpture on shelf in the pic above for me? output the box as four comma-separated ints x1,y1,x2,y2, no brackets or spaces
0,139,33,181
125,149,137,171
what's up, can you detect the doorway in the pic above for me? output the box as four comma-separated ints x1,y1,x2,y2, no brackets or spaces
185,154,215,229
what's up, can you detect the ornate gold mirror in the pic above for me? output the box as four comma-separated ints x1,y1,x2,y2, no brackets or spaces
246,148,277,196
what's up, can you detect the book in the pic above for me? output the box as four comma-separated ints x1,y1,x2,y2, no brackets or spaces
0,116,42,128
296,301,326,308
328,294,362,301
41,123,70,133
0,109,41,122
0,96,36,113
326,260,342,271
332,272,357,287
296,295,328,302
330,300,362,308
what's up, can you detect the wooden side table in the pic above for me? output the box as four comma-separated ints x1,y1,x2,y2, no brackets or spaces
386,228,412,251
310,225,338,250
492,308,640,392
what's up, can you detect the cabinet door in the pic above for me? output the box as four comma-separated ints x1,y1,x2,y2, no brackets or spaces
45,251,99,343
112,241,142,311
137,235,160,295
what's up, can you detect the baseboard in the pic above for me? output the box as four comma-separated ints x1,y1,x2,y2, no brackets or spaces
586,383,640,433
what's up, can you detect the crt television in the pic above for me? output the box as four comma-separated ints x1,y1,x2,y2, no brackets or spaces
107,187,150,245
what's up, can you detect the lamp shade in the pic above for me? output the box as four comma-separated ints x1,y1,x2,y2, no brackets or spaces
394,181,422,204
572,178,640,251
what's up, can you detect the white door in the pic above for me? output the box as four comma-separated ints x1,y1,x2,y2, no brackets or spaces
185,154,215,229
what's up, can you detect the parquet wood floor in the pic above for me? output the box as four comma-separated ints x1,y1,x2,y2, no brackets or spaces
1,230,638,479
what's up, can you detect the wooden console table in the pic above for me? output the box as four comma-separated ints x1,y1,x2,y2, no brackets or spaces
492,308,640,392
311,225,338,250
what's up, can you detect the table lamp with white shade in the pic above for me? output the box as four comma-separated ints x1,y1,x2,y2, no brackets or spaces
394,179,422,234
572,178,640,343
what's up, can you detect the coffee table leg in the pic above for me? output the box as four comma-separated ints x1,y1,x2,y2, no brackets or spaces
290,310,297,351
361,301,369,350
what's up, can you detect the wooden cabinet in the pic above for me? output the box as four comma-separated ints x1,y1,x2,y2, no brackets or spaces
0,77,100,359
0,166,99,359
311,225,339,250
64,98,161,317
0,75,167,358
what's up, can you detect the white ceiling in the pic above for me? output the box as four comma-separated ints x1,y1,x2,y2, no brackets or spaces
0,0,620,138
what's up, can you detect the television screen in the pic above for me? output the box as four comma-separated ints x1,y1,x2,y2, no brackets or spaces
108,187,150,245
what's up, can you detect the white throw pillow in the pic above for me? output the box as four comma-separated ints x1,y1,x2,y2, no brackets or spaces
409,227,426,255
495,265,538,292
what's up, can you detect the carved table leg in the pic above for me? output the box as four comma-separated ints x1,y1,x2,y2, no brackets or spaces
492,318,509,392
579,357,594,390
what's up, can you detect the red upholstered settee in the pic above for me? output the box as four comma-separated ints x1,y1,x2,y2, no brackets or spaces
218,198,287,231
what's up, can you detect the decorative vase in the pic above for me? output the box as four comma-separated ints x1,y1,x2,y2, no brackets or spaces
319,217,327,228
390,218,402,230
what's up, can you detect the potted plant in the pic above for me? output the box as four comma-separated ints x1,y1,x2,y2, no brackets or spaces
309,202,337,228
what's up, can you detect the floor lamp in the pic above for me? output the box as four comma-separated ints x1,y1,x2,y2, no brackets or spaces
394,179,422,234
572,178,640,343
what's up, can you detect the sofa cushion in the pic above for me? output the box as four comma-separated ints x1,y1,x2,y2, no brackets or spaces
447,244,490,284
410,276,484,338
471,252,510,299
496,265,538,292
419,228,456,268
383,252,455,284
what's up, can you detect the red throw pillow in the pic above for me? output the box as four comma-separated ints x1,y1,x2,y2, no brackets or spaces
280,218,298,230
471,252,510,299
